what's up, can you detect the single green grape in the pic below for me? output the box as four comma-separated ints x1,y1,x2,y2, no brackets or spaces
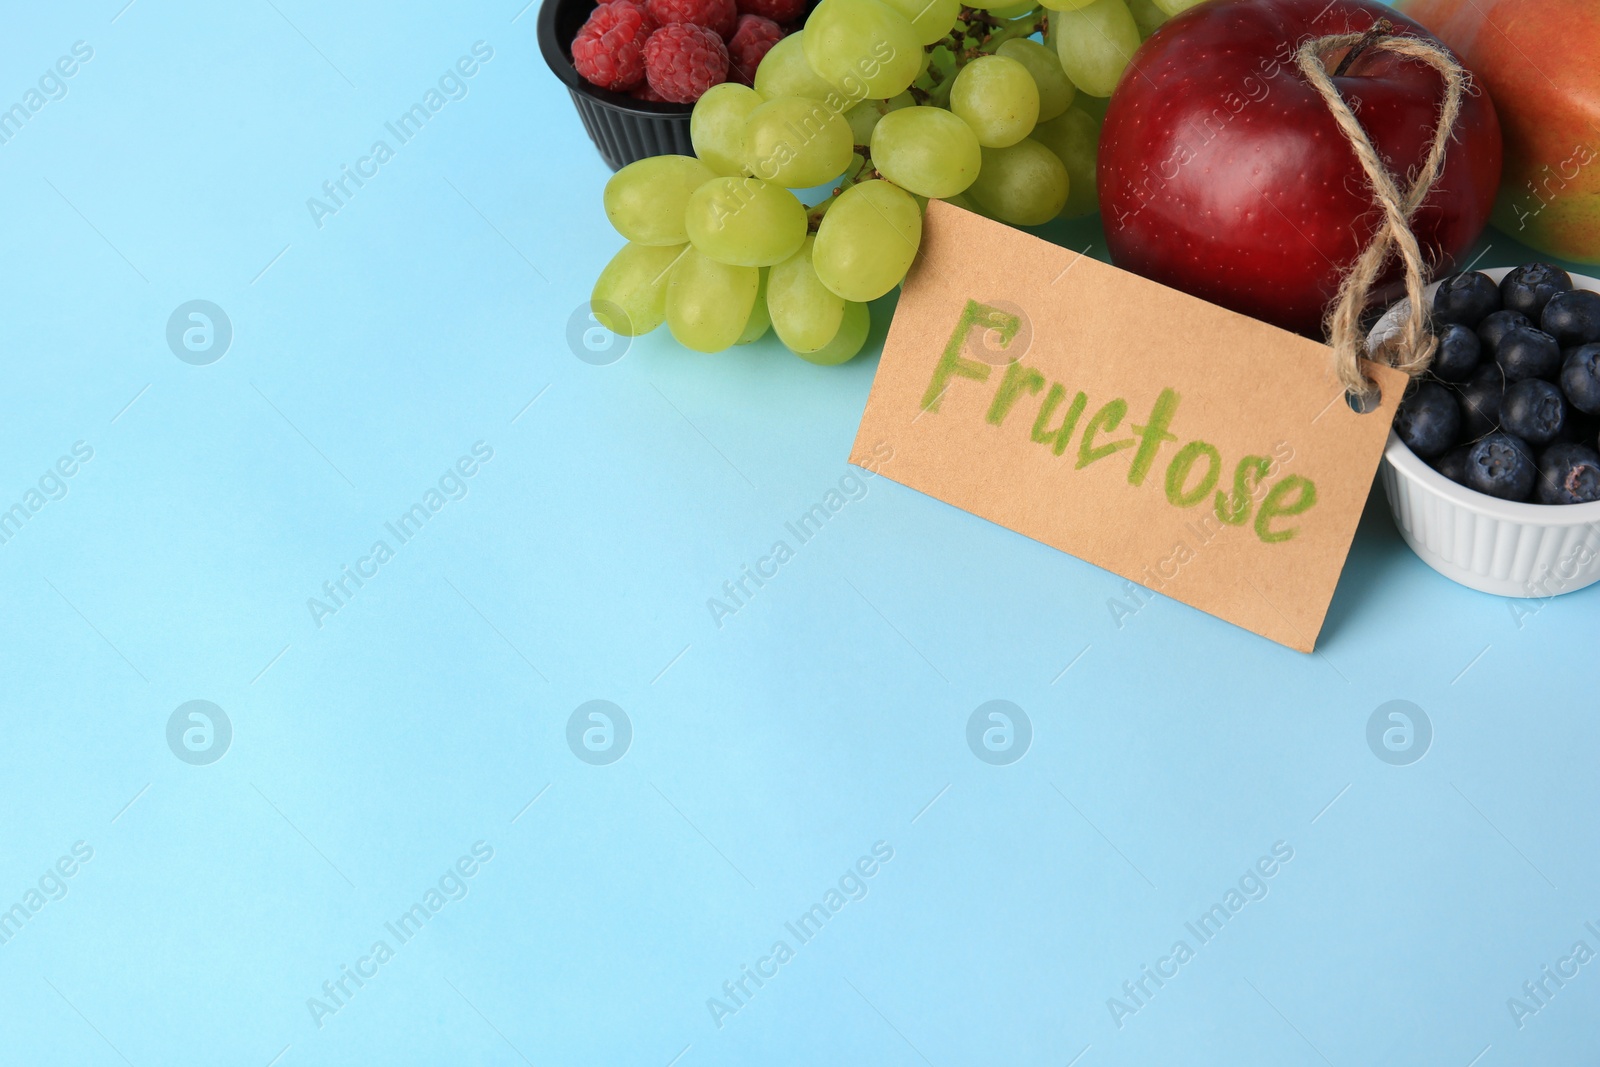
602,155,716,245
684,176,807,266
968,139,1069,225
1031,105,1101,218
996,39,1075,123
1151,0,1203,13
1055,0,1140,97
1037,0,1102,11
666,247,760,352
812,179,921,301
1125,0,1168,36
743,96,854,188
949,55,1040,148
768,236,847,353
803,0,923,101
794,301,870,365
754,33,838,102
843,92,913,145
737,270,772,344
878,0,960,45
592,242,687,336
692,83,765,176
869,106,981,198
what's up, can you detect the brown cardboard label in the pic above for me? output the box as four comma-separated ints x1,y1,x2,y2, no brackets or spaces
849,201,1407,652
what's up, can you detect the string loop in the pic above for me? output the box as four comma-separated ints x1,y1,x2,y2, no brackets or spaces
1294,22,1468,404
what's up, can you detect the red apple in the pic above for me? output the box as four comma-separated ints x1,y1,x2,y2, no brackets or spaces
1400,0,1600,264
1098,0,1502,337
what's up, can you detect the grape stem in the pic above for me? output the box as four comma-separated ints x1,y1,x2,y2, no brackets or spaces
976,8,1048,52
806,153,876,231
915,5,1048,107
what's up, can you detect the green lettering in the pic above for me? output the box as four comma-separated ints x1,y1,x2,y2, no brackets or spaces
1165,441,1221,507
1214,455,1271,525
919,300,1018,412
1255,475,1318,543
1127,388,1180,486
1031,384,1088,456
986,361,1045,426
1075,399,1133,469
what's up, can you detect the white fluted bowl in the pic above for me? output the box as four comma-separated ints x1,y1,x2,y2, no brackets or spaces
1368,266,1600,598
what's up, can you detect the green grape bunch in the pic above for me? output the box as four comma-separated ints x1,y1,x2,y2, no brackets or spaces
590,0,1198,361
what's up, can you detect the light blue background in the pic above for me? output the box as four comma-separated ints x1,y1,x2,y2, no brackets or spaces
1,2,1596,1065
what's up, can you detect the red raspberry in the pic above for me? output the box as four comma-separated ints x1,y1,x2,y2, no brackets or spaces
571,0,654,91
644,24,729,103
630,81,668,101
736,0,804,23
646,0,737,40
726,15,783,86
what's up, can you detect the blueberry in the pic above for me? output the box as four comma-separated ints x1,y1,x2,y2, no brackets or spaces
1432,445,1472,485
1541,290,1600,348
1431,323,1480,382
1465,433,1536,501
1500,262,1573,318
1535,443,1600,505
1496,326,1562,382
1500,378,1568,446
1560,344,1600,416
1432,271,1501,328
1393,381,1460,457
1456,363,1507,439
1477,309,1531,357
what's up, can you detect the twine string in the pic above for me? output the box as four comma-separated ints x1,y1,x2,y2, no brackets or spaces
1294,23,1468,404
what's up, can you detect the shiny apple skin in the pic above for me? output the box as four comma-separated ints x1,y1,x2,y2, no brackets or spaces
1098,0,1502,336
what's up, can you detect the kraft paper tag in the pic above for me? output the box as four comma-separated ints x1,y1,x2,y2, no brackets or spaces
850,201,1407,652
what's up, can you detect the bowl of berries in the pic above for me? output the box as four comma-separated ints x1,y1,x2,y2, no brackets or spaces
1371,264,1600,598
539,0,804,170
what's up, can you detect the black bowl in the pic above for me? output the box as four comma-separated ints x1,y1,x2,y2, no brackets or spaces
539,0,696,171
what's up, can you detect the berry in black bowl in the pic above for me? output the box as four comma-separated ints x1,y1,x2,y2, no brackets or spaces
1541,289,1600,348
1536,443,1600,505
1394,381,1460,458
1496,325,1562,382
542,0,700,170
1432,270,1501,327
1500,262,1572,319
1464,433,1536,501
1500,378,1568,446
539,0,810,170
